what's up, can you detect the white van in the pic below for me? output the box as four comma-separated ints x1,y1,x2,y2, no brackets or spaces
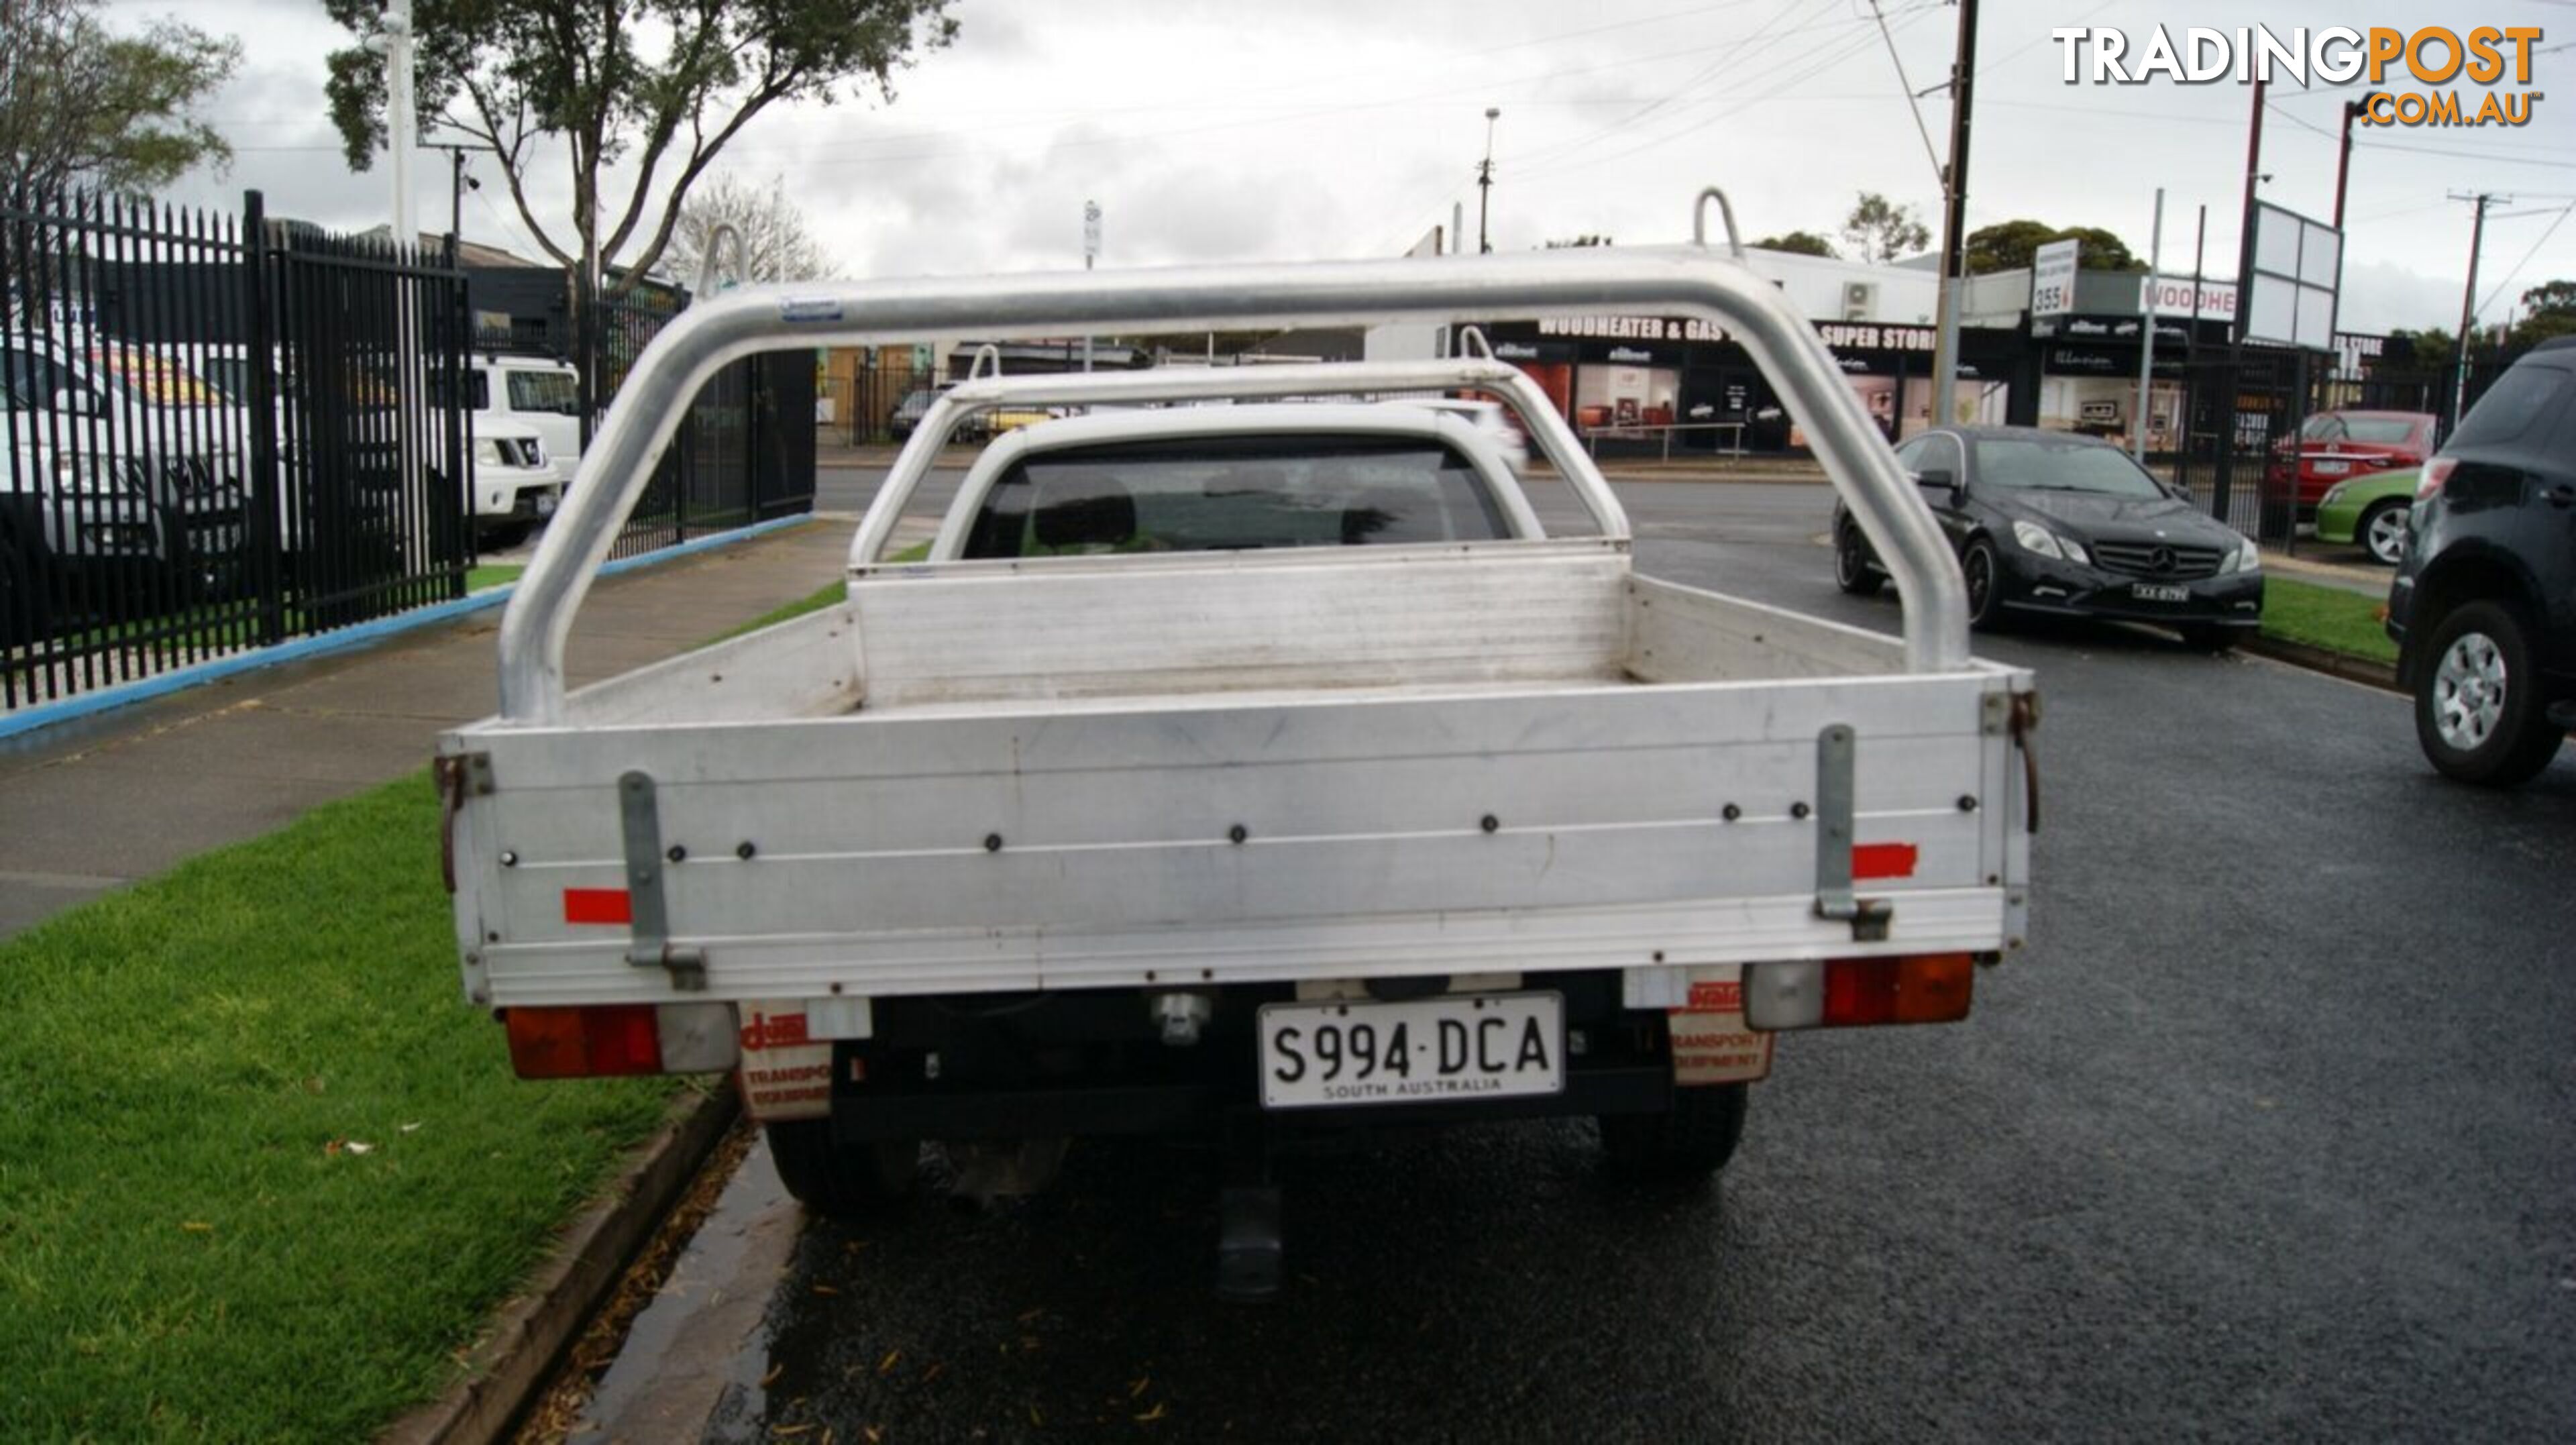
468,354,584,469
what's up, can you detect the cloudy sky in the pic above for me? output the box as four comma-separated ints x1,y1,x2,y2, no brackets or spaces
121,0,2575,334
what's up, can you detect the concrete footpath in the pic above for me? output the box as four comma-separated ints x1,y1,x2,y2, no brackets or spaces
0,521,855,941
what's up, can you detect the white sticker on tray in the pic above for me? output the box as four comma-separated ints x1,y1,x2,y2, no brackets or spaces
1668,973,1775,1084
736,1002,833,1121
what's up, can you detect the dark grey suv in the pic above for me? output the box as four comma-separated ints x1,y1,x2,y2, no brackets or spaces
2386,337,2576,786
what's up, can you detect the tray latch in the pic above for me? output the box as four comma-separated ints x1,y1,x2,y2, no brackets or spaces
618,769,707,991
1812,723,1892,942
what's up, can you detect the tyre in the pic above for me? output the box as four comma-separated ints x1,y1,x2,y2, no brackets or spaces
765,1118,921,1218
0,537,46,647
1962,537,2003,631
2358,500,2409,567
478,520,536,551
1599,1083,1748,1182
2180,623,2243,654
1833,522,1883,596
2413,600,2567,787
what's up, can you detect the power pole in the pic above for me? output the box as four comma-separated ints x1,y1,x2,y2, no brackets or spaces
383,0,416,246
425,143,479,260
1477,107,1500,254
1929,0,1978,429
2332,93,2379,230
1082,199,1101,372
2448,191,2504,428
2134,186,2163,463
2210,74,2266,534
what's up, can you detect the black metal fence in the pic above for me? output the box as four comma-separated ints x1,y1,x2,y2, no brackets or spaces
600,288,815,561
3,189,472,710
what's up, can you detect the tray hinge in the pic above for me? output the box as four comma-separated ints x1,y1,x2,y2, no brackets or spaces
434,751,494,894
618,769,707,992
1812,723,1892,942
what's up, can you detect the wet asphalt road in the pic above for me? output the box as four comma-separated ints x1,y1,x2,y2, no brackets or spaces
593,479,2576,1443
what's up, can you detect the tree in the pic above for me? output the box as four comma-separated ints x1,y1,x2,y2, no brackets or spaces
1964,220,2059,275
1965,220,2141,275
1840,193,1929,266
1750,231,1837,258
0,0,239,203
663,172,841,288
2511,278,2576,351
2055,227,2139,272
2382,328,2457,374
322,0,957,307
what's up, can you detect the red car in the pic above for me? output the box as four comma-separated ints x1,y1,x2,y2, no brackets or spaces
2272,409,2438,513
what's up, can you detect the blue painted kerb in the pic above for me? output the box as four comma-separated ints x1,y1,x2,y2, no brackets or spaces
0,514,820,743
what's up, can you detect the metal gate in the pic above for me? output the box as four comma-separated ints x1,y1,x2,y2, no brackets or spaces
599,288,814,561
1,187,472,710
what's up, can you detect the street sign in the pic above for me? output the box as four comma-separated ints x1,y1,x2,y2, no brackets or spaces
2031,239,2080,323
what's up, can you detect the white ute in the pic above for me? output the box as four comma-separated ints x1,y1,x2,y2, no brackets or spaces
437,208,2036,1297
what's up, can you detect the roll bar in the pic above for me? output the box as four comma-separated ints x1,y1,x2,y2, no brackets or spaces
499,243,1968,723
846,357,1631,569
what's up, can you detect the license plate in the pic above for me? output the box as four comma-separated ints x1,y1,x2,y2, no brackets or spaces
2312,460,2350,476
2132,582,2190,602
1258,992,1563,1110
535,490,558,515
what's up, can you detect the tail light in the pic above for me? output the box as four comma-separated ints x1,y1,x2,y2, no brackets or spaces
2416,457,2457,502
1741,954,1976,1030
503,1002,741,1078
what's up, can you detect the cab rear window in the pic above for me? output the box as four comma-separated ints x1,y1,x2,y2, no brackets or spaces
960,435,1509,559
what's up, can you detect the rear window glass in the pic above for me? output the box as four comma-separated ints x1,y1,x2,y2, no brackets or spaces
2449,366,2570,451
505,368,580,414
960,435,1509,559
2303,415,2422,445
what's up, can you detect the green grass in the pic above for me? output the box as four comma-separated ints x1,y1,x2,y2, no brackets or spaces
466,562,524,592
0,775,685,1440
2261,576,2399,665
701,541,929,645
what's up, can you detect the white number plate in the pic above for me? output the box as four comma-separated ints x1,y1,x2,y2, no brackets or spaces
2312,460,2350,476
1258,992,1563,1110
2131,582,2189,602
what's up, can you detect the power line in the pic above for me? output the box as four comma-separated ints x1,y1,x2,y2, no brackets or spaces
2477,200,2576,317
1867,0,1945,186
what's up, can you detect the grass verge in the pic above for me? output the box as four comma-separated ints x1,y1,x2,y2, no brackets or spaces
0,775,684,1440
466,562,525,592
703,541,929,645
2260,576,2398,665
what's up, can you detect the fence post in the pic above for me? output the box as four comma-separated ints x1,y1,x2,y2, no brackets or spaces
241,191,288,647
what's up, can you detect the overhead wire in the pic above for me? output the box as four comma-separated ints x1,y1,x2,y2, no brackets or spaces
2474,200,2576,317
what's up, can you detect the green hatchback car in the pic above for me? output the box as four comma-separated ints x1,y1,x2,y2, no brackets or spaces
2315,468,2420,566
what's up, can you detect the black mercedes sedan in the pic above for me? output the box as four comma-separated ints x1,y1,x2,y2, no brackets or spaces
1833,426,2263,651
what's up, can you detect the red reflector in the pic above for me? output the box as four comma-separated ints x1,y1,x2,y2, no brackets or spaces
1851,843,1919,881
1820,953,1975,1028
1822,957,1900,1026
504,1005,663,1078
563,888,632,925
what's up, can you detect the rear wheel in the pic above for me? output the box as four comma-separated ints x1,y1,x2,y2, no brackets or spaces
1833,522,1882,596
766,1119,921,1218
1599,1083,1748,1182
0,535,46,647
2414,600,2565,787
2358,500,2409,566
